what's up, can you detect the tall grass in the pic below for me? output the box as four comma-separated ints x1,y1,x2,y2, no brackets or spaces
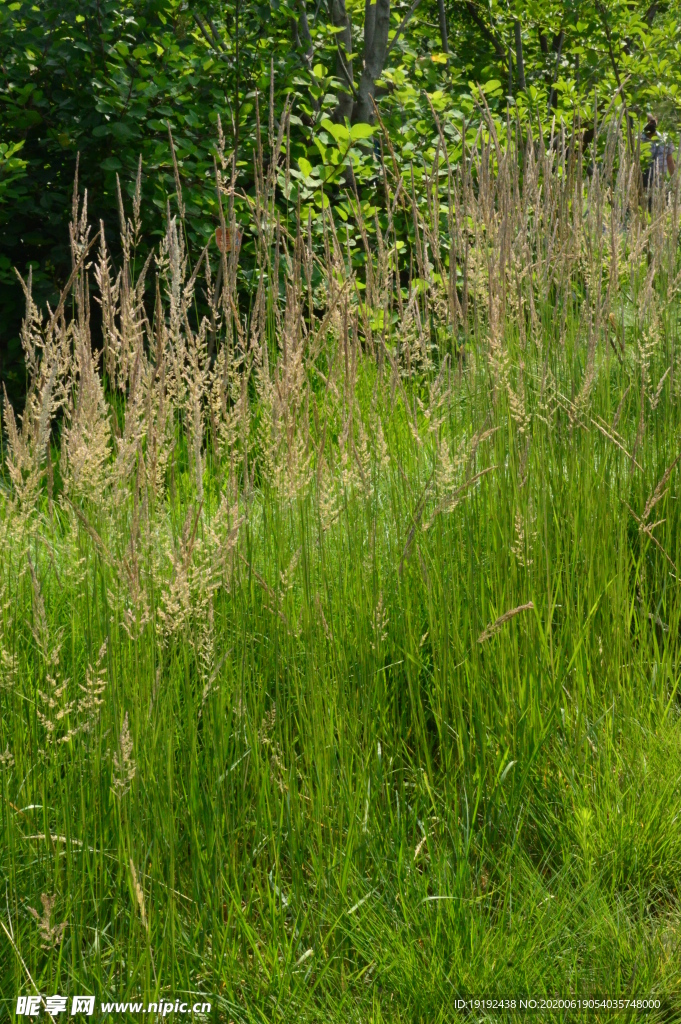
2,105,681,1022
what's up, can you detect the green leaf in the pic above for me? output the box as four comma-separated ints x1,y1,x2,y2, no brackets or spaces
1,140,25,159
110,122,135,142
321,118,349,144
349,123,374,141
298,156,312,178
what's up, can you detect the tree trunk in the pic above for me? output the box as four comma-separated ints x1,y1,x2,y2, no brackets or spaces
331,0,354,123
364,0,376,56
298,0,313,58
514,19,525,90
436,0,449,63
464,2,504,60
353,0,390,124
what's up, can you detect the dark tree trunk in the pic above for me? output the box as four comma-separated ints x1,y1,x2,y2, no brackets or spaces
331,0,354,122
353,0,390,123
437,0,449,65
364,0,376,55
464,2,505,60
298,0,313,58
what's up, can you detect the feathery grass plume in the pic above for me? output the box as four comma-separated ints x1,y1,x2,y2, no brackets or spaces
206,494,243,590
488,294,510,396
28,895,67,950
478,602,535,644
314,593,333,642
253,350,277,487
371,593,389,652
129,858,148,930
258,702,276,745
318,462,340,533
29,561,73,742
14,266,42,380
3,352,60,522
507,361,530,436
511,507,535,567
183,313,210,504
145,291,174,504
372,413,391,473
0,745,14,769
162,213,188,390
350,406,373,497
75,640,108,735
198,603,220,715
425,426,496,528
61,338,112,502
273,416,312,502
112,337,149,497
258,701,286,793
112,711,136,797
209,342,242,467
0,571,18,692
156,505,218,645
280,548,301,593
4,193,84,522
94,224,122,388
638,319,660,403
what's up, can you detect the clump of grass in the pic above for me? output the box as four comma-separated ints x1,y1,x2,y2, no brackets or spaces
2,100,681,1022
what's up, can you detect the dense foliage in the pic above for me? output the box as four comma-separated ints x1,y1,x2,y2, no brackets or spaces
1,0,680,399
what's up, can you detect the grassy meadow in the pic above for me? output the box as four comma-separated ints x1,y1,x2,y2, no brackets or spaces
3,115,681,1022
